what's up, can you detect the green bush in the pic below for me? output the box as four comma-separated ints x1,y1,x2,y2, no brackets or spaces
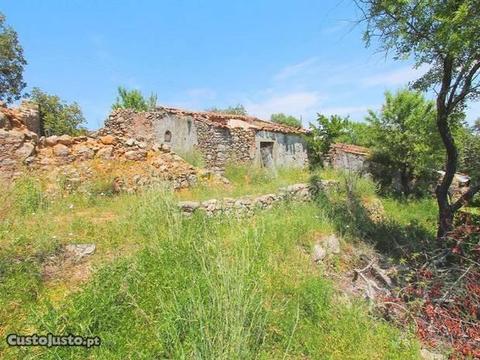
12,177,45,215
112,86,157,111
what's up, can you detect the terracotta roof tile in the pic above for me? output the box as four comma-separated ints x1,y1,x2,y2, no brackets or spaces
157,106,308,135
331,143,370,155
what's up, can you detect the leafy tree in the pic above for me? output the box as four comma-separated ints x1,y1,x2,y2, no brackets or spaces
366,89,443,196
356,0,480,238
270,113,302,128
207,104,247,116
308,114,349,167
337,121,376,148
30,88,86,136
456,125,480,181
0,12,27,103
112,86,157,111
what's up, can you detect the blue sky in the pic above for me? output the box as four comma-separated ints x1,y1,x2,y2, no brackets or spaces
3,0,479,129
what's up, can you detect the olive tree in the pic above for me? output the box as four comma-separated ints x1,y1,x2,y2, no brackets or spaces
356,0,480,238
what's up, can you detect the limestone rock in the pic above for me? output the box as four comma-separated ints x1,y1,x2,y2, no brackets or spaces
125,149,147,161
15,142,35,160
179,201,200,213
57,134,73,146
53,143,71,157
65,244,96,261
74,145,95,160
100,135,115,145
45,136,58,146
312,244,327,262
324,234,341,254
125,138,136,146
96,146,114,159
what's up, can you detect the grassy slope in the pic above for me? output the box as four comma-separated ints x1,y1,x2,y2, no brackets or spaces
0,172,425,359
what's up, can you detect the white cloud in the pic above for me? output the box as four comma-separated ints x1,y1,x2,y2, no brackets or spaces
361,65,429,87
319,105,378,118
245,91,323,122
273,58,319,82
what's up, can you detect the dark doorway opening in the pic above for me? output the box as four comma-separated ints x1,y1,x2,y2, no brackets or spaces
164,130,172,142
260,142,274,168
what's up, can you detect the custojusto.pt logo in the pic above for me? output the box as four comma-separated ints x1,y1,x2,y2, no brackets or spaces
6,333,101,348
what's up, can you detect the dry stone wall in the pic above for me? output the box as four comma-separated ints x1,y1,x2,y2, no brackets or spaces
195,121,255,172
178,180,338,216
0,103,39,179
0,105,197,191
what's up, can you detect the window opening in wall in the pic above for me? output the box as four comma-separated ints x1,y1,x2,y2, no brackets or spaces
164,130,172,142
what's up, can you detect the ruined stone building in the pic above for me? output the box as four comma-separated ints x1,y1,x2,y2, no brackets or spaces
326,143,370,173
102,107,309,172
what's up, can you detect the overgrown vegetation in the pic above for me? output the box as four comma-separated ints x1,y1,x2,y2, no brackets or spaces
355,0,480,237
207,104,247,116
366,89,443,196
176,165,319,201
0,172,422,359
111,86,158,112
307,114,350,167
29,87,87,136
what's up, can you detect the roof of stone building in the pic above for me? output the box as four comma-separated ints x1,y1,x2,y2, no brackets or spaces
156,106,308,135
331,143,370,156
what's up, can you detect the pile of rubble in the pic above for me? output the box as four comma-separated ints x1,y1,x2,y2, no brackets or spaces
0,103,197,191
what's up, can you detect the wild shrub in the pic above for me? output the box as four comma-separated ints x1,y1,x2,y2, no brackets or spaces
11,176,45,215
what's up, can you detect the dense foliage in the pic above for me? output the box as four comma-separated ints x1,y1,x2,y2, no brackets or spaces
356,0,480,237
456,125,480,182
112,86,157,111
336,121,375,148
307,114,349,167
366,89,443,196
207,104,247,116
0,12,26,104
270,113,302,128
30,88,86,136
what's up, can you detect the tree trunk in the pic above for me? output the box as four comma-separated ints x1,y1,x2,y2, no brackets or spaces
400,164,410,196
435,111,457,239
435,57,459,239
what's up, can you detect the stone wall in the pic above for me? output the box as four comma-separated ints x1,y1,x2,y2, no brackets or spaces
0,104,39,179
255,130,308,168
327,143,370,173
195,121,255,172
99,109,156,143
0,105,197,190
18,101,41,135
103,108,309,173
178,180,338,216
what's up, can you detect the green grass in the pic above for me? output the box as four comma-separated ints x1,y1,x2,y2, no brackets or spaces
0,172,423,359
177,148,206,168
176,165,322,201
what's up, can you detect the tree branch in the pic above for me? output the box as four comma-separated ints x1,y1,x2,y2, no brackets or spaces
447,60,480,112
